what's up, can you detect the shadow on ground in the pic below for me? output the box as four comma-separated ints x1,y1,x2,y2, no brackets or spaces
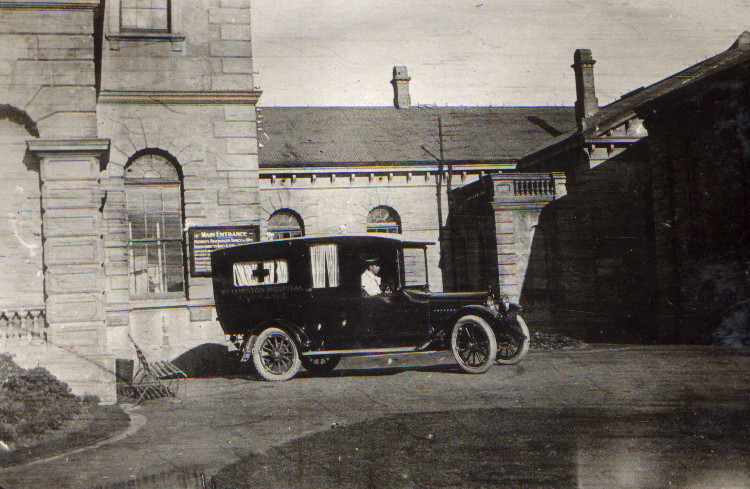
171,344,243,378
213,407,750,489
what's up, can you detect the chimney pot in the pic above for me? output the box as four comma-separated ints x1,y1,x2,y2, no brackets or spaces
572,49,598,130
391,66,411,109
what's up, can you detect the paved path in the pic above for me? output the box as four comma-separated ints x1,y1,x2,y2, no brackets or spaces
0,345,748,488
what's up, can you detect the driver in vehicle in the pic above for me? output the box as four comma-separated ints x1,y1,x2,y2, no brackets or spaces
361,258,384,296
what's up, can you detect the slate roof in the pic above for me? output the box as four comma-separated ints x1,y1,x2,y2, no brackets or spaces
520,32,750,168
257,106,575,168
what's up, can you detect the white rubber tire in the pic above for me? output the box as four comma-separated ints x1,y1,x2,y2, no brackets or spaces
451,315,498,374
495,315,530,365
251,327,301,381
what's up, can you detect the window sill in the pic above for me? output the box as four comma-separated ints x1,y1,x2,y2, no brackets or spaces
106,32,185,51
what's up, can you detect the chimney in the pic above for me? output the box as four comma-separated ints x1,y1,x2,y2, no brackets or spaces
730,31,750,49
391,66,411,109
572,49,598,130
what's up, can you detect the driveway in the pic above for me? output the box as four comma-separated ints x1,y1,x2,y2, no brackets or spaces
0,346,748,488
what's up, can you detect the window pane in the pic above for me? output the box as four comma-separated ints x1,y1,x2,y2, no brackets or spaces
268,210,304,239
403,248,427,286
310,244,339,288
129,241,184,294
367,206,401,233
121,0,169,31
125,154,184,296
234,260,289,287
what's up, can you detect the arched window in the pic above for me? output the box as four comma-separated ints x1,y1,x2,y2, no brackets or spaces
125,152,184,296
366,206,401,234
268,209,304,239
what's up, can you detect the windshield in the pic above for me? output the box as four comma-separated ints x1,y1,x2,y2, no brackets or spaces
402,246,429,288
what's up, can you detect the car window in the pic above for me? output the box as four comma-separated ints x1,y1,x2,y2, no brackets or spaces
310,243,339,288
403,247,428,287
233,260,289,286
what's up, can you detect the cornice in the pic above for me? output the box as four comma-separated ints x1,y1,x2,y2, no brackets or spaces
0,0,99,9
98,90,262,105
259,162,516,175
27,138,110,156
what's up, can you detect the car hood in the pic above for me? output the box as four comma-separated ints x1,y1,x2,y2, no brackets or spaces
403,289,488,304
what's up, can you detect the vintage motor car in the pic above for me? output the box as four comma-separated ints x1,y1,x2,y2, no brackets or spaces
211,235,529,381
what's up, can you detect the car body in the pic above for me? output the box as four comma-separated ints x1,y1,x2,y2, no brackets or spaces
211,234,529,380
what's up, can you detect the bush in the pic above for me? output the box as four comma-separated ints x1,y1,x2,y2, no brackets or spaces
0,353,23,382
0,356,96,444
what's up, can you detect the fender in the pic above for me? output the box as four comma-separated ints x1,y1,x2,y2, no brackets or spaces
437,305,503,338
251,319,312,352
443,305,526,342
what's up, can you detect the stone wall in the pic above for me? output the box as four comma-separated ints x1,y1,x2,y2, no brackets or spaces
259,169,490,292
642,72,750,343
449,146,657,341
545,142,656,340
0,0,261,402
0,0,100,309
0,0,117,402
97,0,260,362
447,173,567,330
0,119,43,309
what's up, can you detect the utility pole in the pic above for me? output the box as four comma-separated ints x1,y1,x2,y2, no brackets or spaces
421,117,448,242
436,117,444,241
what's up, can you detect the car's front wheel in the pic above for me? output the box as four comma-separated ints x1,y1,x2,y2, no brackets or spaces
301,355,342,375
495,314,530,365
451,315,497,374
251,327,301,381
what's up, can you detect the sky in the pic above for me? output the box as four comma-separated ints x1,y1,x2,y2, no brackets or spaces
250,0,750,107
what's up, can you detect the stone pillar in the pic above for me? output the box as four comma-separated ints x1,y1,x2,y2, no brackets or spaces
27,138,116,404
490,172,567,302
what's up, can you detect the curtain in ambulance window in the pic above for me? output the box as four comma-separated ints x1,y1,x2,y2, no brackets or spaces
233,260,289,287
310,244,339,288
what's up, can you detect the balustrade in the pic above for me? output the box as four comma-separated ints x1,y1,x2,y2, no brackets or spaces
0,308,47,345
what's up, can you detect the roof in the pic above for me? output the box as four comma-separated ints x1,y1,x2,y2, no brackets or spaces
636,31,750,113
257,106,575,168
213,234,435,260
520,32,750,168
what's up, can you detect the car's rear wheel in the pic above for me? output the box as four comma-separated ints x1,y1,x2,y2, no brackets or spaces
495,314,530,365
451,315,497,374
301,355,342,375
251,327,301,381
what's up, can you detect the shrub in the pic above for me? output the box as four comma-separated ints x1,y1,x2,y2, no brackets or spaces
0,356,96,443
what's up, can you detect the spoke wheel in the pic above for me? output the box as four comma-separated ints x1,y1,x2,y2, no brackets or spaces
495,315,530,365
451,315,497,374
251,327,301,381
301,355,342,375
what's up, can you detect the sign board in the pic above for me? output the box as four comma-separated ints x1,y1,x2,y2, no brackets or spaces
188,226,260,277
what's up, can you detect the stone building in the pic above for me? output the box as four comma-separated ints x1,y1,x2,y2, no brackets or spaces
1,0,260,402
0,1,573,400
256,72,575,290
448,33,750,343
1,0,745,401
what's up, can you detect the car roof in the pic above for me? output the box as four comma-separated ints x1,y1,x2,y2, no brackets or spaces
212,234,434,259
261,234,435,247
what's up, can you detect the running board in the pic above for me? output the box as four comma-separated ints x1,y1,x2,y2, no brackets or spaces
302,347,420,356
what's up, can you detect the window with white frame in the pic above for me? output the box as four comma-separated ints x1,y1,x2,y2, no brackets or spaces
233,260,289,287
268,209,304,240
125,152,185,297
120,0,170,31
310,244,339,288
367,206,401,234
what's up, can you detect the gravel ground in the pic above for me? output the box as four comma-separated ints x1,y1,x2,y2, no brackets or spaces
0,345,748,489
